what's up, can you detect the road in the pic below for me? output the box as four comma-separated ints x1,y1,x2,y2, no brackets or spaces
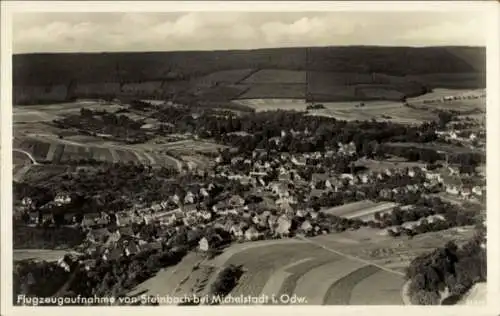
13,148,39,165
296,236,405,277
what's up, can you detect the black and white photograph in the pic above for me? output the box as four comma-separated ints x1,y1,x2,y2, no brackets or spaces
1,1,498,312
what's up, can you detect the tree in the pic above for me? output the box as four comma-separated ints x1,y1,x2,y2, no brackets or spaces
438,111,454,127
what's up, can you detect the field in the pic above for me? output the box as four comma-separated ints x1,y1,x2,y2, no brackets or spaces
13,101,124,123
191,69,257,86
189,85,249,102
124,223,476,305
134,139,226,155
13,249,82,263
233,87,483,124
306,71,425,102
12,100,228,171
308,96,445,124
355,158,426,173
407,73,485,89
128,252,212,302
13,135,183,170
321,200,399,220
241,70,306,84
237,84,306,99
13,46,484,105
232,99,308,112
385,142,480,155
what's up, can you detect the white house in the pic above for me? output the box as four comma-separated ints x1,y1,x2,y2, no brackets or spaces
300,220,313,234
244,226,262,241
472,186,483,196
446,185,460,195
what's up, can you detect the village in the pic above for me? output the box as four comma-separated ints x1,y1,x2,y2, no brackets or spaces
14,111,486,275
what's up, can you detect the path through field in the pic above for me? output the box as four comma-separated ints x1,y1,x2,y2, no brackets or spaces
198,236,406,305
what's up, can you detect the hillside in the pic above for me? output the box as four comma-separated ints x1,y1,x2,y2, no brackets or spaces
13,46,485,105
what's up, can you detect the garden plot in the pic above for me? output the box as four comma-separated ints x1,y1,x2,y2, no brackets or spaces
321,201,398,219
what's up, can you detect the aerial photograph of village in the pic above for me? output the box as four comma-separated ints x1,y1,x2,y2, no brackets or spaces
9,10,487,306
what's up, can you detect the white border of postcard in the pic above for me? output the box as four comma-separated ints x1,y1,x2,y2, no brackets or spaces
1,1,499,316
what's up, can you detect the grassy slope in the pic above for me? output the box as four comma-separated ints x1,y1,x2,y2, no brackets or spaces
13,46,485,105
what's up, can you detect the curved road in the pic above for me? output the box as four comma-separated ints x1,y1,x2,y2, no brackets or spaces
13,149,39,165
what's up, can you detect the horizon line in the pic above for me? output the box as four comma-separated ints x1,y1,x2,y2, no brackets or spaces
13,44,486,56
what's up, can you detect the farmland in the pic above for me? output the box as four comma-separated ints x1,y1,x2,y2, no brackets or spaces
13,46,485,105
128,225,477,305
232,99,308,112
191,69,257,86
355,158,426,173
13,249,82,263
241,70,306,84
321,200,399,220
306,71,427,102
384,142,480,155
12,99,230,171
237,84,306,99
306,101,438,125
13,135,183,169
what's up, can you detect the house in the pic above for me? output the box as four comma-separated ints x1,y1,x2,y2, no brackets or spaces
199,233,226,251
102,246,123,261
252,214,265,227
57,257,71,272
270,182,289,197
184,191,195,204
244,226,262,241
309,211,319,220
229,223,245,239
275,215,292,237
426,172,443,183
21,197,33,208
472,186,483,196
311,173,329,185
86,227,111,243
115,213,132,226
446,185,460,195
295,209,306,218
183,216,197,227
150,204,162,212
340,173,354,181
279,172,291,182
199,210,212,221
118,226,135,237
358,174,370,184
105,229,122,247
171,194,181,205
142,241,163,252
41,213,54,225
96,215,109,227
200,188,210,198
123,239,140,256
54,194,71,206
379,188,392,199
291,156,306,166
299,220,313,234
229,195,245,207
460,188,472,198
448,166,460,176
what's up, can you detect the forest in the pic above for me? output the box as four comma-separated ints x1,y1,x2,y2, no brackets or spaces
405,224,486,305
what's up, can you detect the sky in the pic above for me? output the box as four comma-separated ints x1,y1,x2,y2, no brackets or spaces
12,11,487,54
